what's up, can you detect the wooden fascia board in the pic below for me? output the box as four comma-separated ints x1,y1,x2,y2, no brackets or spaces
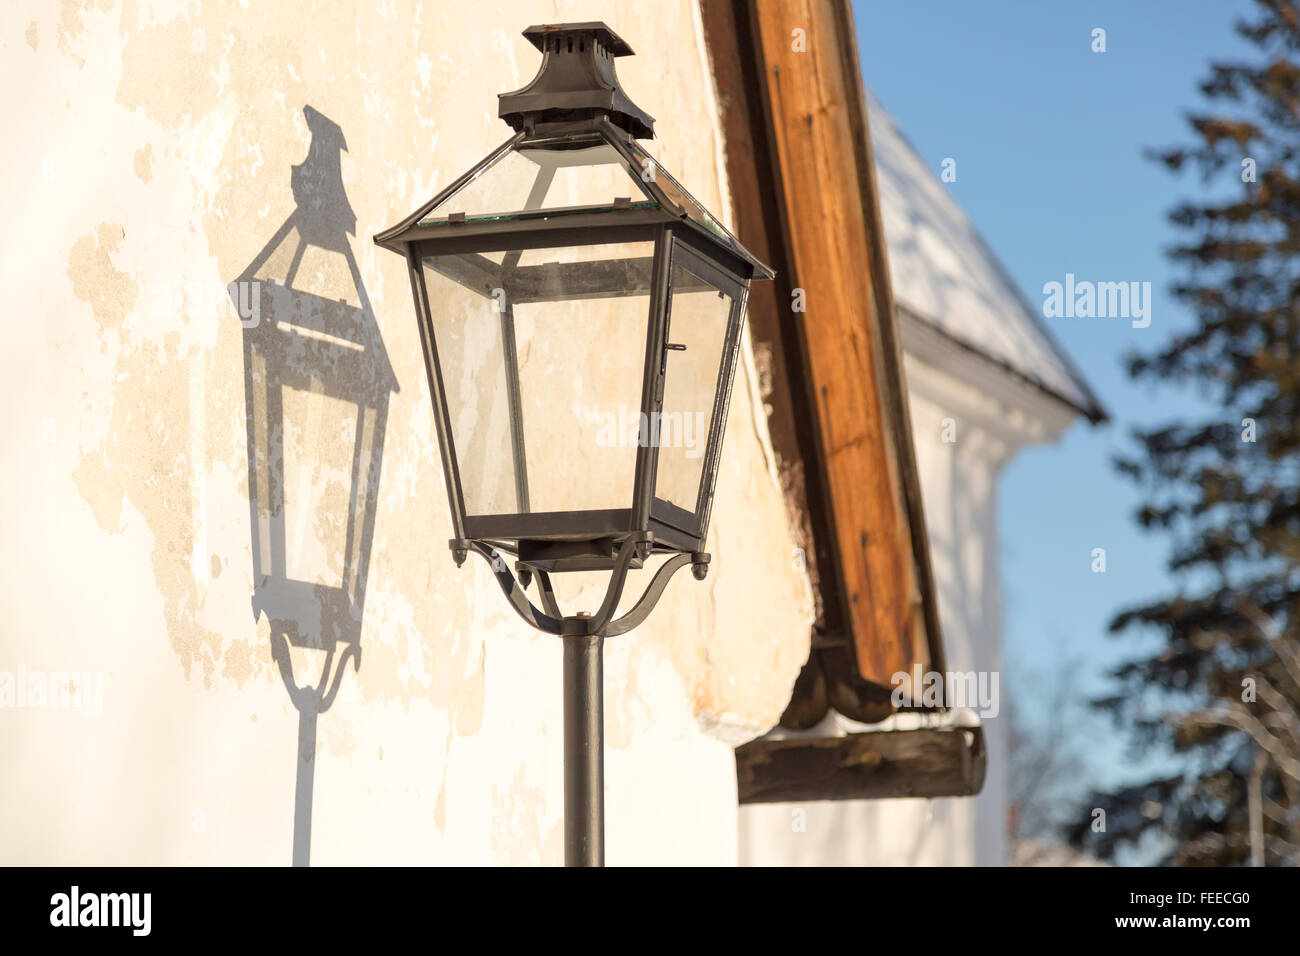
745,0,945,686
831,0,947,681
698,0,849,651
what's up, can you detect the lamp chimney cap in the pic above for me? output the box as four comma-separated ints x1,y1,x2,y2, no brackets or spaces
499,21,655,140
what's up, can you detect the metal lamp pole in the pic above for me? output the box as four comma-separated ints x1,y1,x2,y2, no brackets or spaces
563,625,604,866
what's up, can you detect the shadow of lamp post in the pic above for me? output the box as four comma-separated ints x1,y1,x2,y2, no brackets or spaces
374,23,772,865
237,106,397,867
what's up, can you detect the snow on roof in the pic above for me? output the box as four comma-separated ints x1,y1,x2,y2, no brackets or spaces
866,90,1105,422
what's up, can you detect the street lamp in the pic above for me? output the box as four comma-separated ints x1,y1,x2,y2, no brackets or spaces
374,21,772,865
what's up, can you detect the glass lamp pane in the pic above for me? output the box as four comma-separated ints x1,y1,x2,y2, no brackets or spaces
421,139,656,225
422,240,655,519
655,255,734,518
621,138,749,257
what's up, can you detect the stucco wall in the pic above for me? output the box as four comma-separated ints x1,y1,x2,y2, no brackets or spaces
0,1,812,865
739,341,1077,866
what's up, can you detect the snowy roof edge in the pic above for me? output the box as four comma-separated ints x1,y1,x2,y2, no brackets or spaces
866,89,1108,424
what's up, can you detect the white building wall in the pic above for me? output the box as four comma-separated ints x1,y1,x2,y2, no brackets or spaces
0,1,813,866
739,327,1078,866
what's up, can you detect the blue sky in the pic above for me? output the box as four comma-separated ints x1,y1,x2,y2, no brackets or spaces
853,0,1259,793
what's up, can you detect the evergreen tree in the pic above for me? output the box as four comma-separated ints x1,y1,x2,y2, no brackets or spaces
1076,0,1300,865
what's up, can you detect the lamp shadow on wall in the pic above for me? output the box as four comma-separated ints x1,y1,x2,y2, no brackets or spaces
230,106,398,867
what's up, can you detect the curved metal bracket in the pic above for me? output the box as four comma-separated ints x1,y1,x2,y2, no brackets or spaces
604,554,693,636
585,535,647,634
465,535,704,639
467,542,564,635
534,569,564,620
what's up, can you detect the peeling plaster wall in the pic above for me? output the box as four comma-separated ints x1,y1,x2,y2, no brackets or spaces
0,1,812,865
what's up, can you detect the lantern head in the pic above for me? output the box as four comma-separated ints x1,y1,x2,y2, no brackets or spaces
375,22,772,574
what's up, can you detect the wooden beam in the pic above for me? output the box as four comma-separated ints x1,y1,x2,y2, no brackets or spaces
739,0,943,687
736,727,986,803
698,0,844,663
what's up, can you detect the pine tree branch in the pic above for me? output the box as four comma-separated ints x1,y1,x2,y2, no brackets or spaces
1265,835,1300,866
1180,704,1300,784
1235,596,1300,690
1262,794,1292,826
1251,675,1300,748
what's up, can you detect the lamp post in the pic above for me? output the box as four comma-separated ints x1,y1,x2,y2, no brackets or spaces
375,21,772,866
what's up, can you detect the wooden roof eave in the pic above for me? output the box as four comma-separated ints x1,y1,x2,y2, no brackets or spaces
701,0,948,723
